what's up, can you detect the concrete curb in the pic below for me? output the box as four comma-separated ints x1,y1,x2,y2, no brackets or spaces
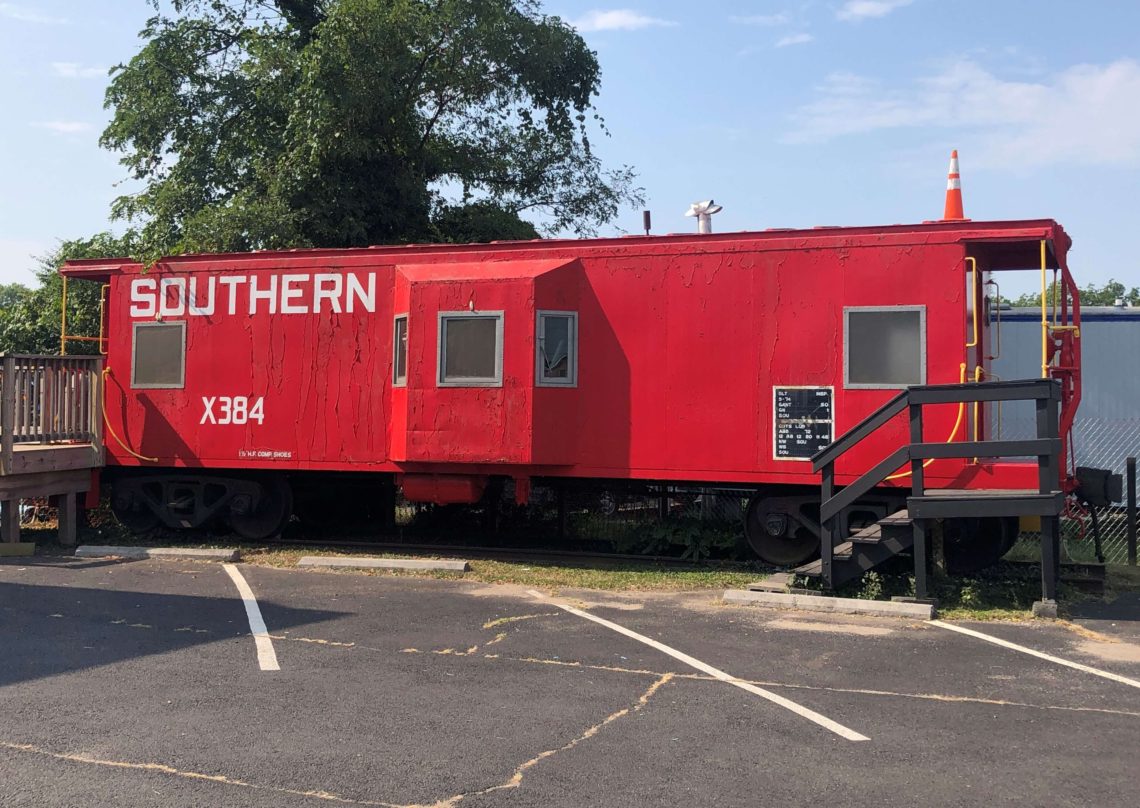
75,546,241,562
297,555,470,573
723,588,935,619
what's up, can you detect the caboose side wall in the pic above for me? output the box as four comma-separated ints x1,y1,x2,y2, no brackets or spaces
97,232,978,489
105,265,395,470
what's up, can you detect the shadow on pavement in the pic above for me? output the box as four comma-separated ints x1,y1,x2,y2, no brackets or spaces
0,580,345,689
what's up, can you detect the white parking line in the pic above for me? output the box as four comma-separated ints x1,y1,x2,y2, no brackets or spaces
222,564,280,672
928,620,1140,690
528,590,869,742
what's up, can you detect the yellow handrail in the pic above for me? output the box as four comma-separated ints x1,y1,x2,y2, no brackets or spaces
885,363,967,481
100,367,158,463
60,277,109,355
965,256,979,348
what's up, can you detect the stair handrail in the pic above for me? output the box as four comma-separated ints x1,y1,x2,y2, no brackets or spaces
810,388,908,472
812,378,1062,588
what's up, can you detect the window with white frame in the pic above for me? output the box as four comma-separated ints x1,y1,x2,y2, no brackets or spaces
393,315,408,386
536,311,577,386
844,306,926,389
438,312,503,386
131,321,186,389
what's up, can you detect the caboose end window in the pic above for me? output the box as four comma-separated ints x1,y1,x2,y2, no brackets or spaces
844,306,926,389
536,311,578,387
131,321,186,389
393,315,408,386
438,312,504,387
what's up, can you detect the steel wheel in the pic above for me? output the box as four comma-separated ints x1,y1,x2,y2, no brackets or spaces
110,486,161,534
943,516,1018,574
744,492,820,566
230,477,292,540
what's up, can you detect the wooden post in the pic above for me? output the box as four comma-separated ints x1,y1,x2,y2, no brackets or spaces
57,491,77,546
1,355,15,476
820,463,834,588
913,518,929,599
0,500,19,544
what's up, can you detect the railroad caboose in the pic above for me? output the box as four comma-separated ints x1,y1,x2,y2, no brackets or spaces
61,218,1082,572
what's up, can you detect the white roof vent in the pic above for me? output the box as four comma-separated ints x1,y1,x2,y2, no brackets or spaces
684,200,723,234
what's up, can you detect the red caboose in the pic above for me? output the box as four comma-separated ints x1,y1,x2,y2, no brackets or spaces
62,218,1082,569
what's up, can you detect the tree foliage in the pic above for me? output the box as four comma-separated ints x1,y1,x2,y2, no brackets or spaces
1010,278,1140,308
0,233,138,356
101,0,641,260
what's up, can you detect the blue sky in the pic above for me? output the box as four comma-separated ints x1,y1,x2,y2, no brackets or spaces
1,0,1138,296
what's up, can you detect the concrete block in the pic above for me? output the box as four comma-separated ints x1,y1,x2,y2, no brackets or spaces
723,588,935,619
747,572,792,593
297,555,470,572
74,546,240,562
0,542,35,557
1031,599,1059,619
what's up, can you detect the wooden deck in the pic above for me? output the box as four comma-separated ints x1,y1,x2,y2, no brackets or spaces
1,354,105,545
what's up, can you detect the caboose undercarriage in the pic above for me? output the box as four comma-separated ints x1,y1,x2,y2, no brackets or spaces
105,465,1017,578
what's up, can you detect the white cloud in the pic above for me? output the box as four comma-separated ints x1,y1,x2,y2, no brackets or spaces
785,58,1140,169
0,2,68,24
776,33,814,47
570,9,678,32
32,121,94,135
51,62,108,79
731,13,790,26
836,0,913,21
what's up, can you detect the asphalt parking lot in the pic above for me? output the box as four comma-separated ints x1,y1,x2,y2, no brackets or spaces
2,557,1139,807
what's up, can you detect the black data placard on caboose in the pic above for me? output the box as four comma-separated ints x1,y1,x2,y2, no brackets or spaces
773,386,834,460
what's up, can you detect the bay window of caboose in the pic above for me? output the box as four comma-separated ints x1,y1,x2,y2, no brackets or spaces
393,315,408,386
536,311,578,387
844,306,926,389
437,312,504,387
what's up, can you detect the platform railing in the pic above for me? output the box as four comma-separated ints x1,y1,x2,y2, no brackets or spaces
811,378,1063,600
0,354,104,475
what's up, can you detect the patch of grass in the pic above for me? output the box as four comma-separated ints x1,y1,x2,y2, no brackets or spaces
240,546,765,591
792,561,1089,621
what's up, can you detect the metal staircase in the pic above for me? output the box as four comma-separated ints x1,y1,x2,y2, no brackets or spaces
798,379,1065,603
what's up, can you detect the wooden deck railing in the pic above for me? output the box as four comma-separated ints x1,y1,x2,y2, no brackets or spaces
0,354,104,476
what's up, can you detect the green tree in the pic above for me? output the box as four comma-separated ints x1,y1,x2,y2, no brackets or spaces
1010,278,1140,308
101,0,641,261
0,233,138,355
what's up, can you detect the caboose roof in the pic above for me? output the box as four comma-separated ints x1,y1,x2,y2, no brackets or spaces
60,218,1069,279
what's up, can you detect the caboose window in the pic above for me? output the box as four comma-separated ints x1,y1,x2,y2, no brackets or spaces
438,312,503,387
131,321,186,389
536,311,578,387
844,306,926,389
393,315,408,386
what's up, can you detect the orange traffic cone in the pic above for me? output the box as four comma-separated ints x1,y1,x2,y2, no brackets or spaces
943,149,966,220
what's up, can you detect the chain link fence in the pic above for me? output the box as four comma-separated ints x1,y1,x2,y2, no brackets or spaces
998,408,1139,564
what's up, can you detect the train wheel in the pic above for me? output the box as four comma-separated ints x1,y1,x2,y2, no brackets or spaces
943,517,1019,574
230,477,292,540
744,492,819,566
110,488,161,534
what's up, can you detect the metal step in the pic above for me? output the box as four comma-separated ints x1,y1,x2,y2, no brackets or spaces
795,508,913,583
908,490,1063,519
